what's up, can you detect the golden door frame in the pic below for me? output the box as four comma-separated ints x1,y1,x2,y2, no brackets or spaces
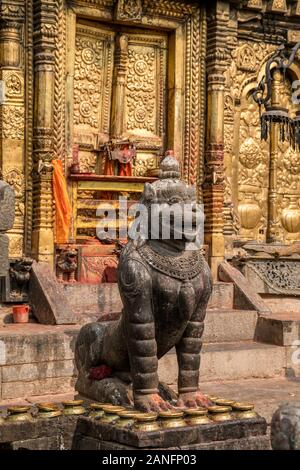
23,0,206,264
226,47,300,251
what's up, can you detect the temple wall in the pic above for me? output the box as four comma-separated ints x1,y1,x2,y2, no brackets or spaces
1,0,300,270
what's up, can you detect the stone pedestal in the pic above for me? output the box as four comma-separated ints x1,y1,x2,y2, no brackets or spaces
73,415,269,450
0,414,269,450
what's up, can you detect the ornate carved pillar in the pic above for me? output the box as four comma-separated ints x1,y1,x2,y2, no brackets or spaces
111,34,128,139
0,6,25,258
267,70,281,243
31,0,56,264
203,1,229,279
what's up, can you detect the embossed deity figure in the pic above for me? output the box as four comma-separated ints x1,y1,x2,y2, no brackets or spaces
75,155,212,412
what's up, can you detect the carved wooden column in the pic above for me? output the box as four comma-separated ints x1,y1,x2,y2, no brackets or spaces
111,34,128,139
203,1,229,279
0,9,25,258
31,0,56,264
267,70,281,243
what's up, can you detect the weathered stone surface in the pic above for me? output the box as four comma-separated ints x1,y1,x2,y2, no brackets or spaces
73,415,267,449
0,234,9,277
88,435,270,450
208,282,234,310
158,341,286,386
0,414,269,450
255,314,300,346
29,261,78,325
271,403,300,449
219,261,270,314
203,309,257,343
64,281,234,324
9,437,59,450
0,415,78,449
1,377,76,399
76,374,132,405
0,181,15,232
2,359,76,383
63,283,122,322
0,327,78,365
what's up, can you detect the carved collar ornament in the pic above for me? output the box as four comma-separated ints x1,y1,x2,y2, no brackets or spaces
253,43,300,149
138,242,204,281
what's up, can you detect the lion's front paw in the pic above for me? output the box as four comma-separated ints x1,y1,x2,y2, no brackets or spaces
177,391,212,409
134,393,174,413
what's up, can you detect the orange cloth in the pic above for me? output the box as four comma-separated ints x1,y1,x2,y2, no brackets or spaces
119,162,132,177
104,157,114,176
52,159,71,244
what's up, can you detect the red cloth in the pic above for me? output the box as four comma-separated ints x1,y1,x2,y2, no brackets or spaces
89,365,113,381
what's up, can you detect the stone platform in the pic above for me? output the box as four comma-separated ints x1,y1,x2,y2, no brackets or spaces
0,414,269,450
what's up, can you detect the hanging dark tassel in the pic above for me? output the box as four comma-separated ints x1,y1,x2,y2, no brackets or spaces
261,114,268,140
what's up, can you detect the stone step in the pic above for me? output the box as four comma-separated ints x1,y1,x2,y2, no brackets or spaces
63,281,234,321
158,341,286,385
256,312,300,347
208,282,234,310
0,324,289,401
203,309,257,343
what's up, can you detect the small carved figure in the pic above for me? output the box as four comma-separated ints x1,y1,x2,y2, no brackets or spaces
9,257,33,297
75,155,212,412
56,247,78,283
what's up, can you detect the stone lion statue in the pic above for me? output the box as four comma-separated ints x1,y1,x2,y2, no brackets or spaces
75,153,212,412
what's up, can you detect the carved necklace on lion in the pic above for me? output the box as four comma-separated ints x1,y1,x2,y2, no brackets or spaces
137,242,204,281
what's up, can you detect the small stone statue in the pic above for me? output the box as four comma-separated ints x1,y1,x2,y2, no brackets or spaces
75,154,212,412
56,247,78,283
9,258,33,298
271,403,300,450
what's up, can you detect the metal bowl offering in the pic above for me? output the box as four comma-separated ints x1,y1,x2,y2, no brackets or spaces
184,408,211,425
37,403,60,412
208,405,232,422
158,410,186,429
215,399,236,407
134,413,159,432
232,402,257,419
7,406,33,422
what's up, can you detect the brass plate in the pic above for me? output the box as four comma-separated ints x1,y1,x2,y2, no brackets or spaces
37,410,62,419
8,406,31,414
185,408,208,416
208,406,232,413
232,402,254,411
63,406,86,416
215,399,236,407
185,415,211,425
102,406,126,414
37,403,60,412
62,400,84,407
118,411,140,419
135,413,158,422
159,411,184,419
90,403,107,410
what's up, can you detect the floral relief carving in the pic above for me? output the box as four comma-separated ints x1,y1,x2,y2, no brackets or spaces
1,106,24,139
133,154,157,176
239,137,263,170
74,35,104,129
126,48,156,133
